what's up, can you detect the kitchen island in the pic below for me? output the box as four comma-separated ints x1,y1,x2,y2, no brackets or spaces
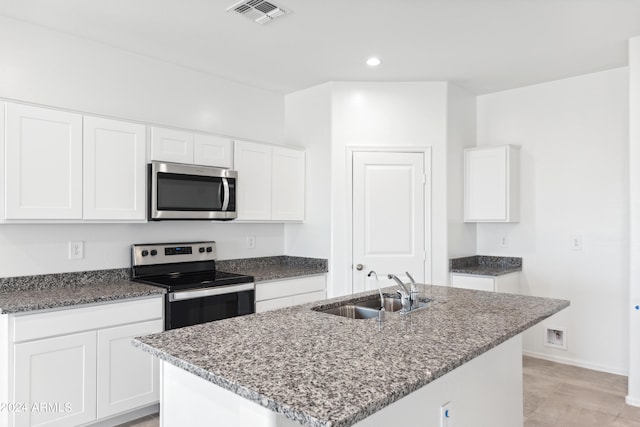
133,285,569,427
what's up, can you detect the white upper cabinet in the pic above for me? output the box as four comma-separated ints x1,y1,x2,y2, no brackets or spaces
150,127,194,164
234,141,305,222
5,103,83,219
272,146,305,221
194,134,233,168
464,145,520,222
150,127,233,168
0,102,5,222
83,117,146,220
234,141,272,220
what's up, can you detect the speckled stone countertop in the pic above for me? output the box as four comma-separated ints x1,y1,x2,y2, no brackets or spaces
217,256,328,282
0,269,165,314
449,255,522,276
133,285,568,427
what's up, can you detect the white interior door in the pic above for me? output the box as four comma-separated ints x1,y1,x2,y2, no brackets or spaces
352,151,427,293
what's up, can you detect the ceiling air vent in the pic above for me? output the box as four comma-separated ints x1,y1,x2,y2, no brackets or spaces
227,0,288,25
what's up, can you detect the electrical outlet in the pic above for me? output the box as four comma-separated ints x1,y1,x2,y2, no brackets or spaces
499,235,509,248
246,236,256,249
570,234,582,251
440,401,452,427
69,241,84,260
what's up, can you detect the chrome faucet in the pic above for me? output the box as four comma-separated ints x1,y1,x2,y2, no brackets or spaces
367,270,385,312
388,274,412,311
405,272,420,309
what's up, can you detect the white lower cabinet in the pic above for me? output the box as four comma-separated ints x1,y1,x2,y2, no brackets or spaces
13,332,97,427
96,320,162,419
255,275,326,313
6,296,163,427
451,272,520,294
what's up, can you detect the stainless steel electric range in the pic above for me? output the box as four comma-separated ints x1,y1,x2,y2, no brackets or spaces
131,241,254,330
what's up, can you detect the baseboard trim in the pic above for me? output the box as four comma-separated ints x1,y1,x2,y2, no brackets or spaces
86,403,159,427
626,395,640,407
523,350,628,376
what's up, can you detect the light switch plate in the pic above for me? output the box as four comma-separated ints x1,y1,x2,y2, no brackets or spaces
570,234,582,251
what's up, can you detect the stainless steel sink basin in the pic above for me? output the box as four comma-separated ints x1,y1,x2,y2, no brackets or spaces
313,294,431,320
319,305,381,319
353,295,403,312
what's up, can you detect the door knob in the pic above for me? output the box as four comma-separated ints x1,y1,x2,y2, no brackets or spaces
356,264,364,271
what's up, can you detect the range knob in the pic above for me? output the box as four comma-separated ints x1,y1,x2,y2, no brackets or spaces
199,247,205,253
150,249,158,256
206,247,213,253
141,250,149,257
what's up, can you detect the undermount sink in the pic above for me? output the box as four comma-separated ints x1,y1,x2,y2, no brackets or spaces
353,295,404,312
313,294,431,320
319,305,381,319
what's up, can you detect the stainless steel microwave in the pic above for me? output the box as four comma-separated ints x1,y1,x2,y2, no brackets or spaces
148,161,237,220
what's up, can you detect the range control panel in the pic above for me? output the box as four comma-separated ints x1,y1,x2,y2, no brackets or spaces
131,241,216,266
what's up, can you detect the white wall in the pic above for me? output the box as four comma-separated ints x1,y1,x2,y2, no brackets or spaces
477,68,629,375
0,223,284,277
283,84,332,260
0,16,284,143
330,82,449,296
446,84,477,259
627,37,640,405
0,17,286,277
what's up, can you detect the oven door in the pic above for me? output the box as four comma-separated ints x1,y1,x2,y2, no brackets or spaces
150,161,237,220
165,283,255,330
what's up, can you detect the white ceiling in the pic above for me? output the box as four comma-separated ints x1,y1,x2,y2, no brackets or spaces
1,0,639,95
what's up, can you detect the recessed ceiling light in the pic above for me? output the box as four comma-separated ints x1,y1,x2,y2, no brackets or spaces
366,57,381,67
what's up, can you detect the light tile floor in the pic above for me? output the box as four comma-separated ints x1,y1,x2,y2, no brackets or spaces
119,356,640,427
523,356,640,427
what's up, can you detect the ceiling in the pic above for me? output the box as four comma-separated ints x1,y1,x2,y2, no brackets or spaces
1,0,639,95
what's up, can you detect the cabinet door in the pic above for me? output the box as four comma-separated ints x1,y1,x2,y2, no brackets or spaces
464,145,520,222
5,103,83,219
464,146,507,222
194,134,233,168
83,117,146,220
234,141,272,220
0,102,5,222
13,331,97,427
255,296,294,313
150,127,194,164
256,275,326,302
272,147,305,221
292,290,326,305
96,319,162,418
450,274,495,292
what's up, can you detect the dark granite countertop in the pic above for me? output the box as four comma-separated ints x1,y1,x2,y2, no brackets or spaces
0,269,165,314
449,255,522,276
134,285,569,427
217,256,328,282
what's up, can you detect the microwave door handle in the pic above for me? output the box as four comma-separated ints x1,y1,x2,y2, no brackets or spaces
221,178,230,211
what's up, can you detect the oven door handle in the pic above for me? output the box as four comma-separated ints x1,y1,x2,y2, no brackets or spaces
169,282,254,302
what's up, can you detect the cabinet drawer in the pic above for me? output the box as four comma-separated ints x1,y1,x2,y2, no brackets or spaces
255,297,294,313
255,275,326,302
13,296,163,342
451,274,495,292
292,290,325,305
